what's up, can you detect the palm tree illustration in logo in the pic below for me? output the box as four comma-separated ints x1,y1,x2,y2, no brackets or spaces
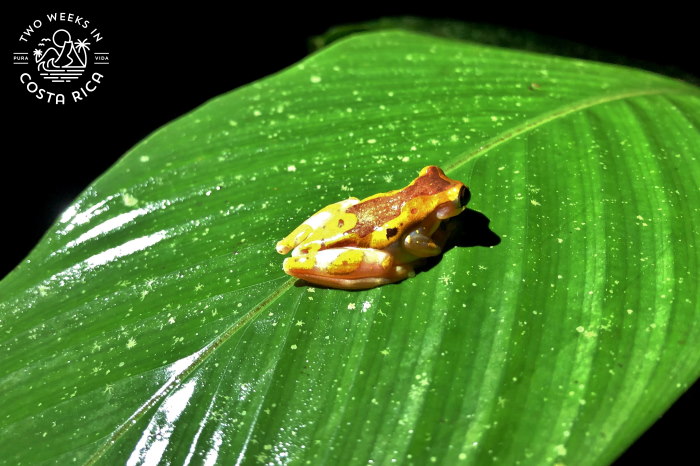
74,38,91,66
35,29,90,82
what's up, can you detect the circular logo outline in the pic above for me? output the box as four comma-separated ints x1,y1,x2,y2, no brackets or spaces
12,12,109,104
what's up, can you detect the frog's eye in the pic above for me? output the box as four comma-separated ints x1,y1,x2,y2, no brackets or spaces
458,186,471,207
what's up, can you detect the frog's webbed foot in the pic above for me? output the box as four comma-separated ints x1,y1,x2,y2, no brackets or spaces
403,230,443,257
282,247,414,290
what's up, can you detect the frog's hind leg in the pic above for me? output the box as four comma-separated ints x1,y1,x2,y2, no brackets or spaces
283,247,414,290
275,198,359,254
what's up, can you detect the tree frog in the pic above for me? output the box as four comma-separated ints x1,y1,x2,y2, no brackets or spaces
276,166,470,289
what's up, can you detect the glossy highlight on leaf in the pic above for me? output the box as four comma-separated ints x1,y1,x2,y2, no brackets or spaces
1,30,699,465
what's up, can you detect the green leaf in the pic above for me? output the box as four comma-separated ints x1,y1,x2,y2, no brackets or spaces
1,30,699,465
311,16,698,84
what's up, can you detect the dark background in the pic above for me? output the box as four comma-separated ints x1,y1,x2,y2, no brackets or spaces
4,5,696,463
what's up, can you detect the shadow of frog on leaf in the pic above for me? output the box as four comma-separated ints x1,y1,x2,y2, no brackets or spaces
417,207,501,276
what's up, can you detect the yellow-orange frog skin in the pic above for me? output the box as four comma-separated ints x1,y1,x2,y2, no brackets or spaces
275,166,470,290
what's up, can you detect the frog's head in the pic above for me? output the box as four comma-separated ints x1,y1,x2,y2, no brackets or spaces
436,183,470,219
414,166,470,219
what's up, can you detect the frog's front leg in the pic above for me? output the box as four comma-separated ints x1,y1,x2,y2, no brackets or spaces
401,214,451,258
283,247,414,290
403,230,443,257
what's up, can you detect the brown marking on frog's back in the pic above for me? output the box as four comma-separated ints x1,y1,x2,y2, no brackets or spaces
346,166,454,238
